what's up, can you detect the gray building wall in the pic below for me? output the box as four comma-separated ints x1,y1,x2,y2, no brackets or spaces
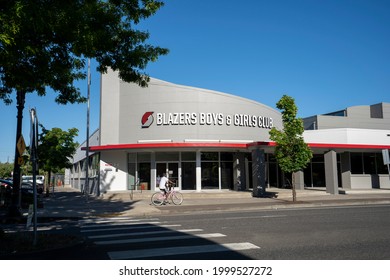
90,70,285,192
303,103,390,191
100,69,282,145
71,71,390,193
303,103,390,130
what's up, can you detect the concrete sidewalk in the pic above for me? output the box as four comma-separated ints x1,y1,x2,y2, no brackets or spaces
19,186,390,219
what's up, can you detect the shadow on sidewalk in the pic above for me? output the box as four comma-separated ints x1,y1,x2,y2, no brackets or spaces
39,188,138,219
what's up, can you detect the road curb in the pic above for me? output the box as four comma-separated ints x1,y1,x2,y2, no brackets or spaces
154,198,390,216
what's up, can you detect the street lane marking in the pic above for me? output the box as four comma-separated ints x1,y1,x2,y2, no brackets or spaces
80,224,181,233
88,229,203,239
94,233,226,245
224,214,287,220
108,242,260,260
80,220,161,229
80,217,159,225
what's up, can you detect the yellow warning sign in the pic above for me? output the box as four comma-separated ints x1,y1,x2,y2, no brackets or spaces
17,136,26,156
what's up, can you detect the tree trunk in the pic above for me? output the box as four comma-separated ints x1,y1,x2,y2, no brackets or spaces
8,90,26,217
45,170,52,197
292,172,297,202
48,170,52,193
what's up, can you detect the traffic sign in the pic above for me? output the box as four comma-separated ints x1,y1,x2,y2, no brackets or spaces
17,136,26,155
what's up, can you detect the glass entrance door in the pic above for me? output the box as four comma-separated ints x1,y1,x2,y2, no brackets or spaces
156,162,179,188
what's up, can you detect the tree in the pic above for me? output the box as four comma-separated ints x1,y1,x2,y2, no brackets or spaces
0,0,168,216
269,95,312,202
0,162,13,178
38,126,79,192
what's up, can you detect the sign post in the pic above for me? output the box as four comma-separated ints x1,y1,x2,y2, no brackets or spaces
29,108,39,246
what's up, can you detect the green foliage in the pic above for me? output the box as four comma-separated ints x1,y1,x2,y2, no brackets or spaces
0,162,13,178
269,95,312,174
0,0,169,104
269,95,312,201
38,126,79,174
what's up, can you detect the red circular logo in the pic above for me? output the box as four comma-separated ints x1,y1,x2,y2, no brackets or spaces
141,111,154,128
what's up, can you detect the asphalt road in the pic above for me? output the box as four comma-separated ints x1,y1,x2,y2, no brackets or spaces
158,204,390,259
70,204,390,260
5,204,389,260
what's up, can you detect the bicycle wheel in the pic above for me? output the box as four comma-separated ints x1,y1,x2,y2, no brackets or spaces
171,191,183,205
151,192,165,206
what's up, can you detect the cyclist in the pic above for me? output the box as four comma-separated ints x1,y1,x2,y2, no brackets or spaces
158,173,174,202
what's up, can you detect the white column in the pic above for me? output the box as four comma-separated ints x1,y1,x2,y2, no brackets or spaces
196,150,202,192
325,150,339,195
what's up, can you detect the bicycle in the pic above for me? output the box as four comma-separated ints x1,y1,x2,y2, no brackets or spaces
151,182,183,206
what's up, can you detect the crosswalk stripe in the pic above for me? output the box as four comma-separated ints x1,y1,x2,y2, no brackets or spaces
80,224,181,233
80,222,161,232
88,229,203,239
94,233,226,245
108,242,260,260
80,220,161,229
80,217,159,225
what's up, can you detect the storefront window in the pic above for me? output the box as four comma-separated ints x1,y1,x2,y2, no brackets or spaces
267,154,277,187
138,162,151,190
181,152,196,190
156,152,179,161
351,153,363,174
312,154,325,187
182,162,196,190
201,152,219,189
363,153,376,174
245,153,253,189
137,152,151,190
181,152,196,161
202,162,219,189
312,163,325,187
351,152,386,175
376,153,388,174
220,152,233,161
220,152,233,189
201,152,219,161
303,164,312,187
221,161,233,189
138,152,151,162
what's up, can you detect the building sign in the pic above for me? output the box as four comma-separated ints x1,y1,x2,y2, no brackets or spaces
142,112,273,129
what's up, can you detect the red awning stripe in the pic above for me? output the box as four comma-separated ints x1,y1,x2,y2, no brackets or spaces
85,142,249,151
83,141,390,151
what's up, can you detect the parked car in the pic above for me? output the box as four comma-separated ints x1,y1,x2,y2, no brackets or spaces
22,175,44,194
0,178,43,208
0,178,12,192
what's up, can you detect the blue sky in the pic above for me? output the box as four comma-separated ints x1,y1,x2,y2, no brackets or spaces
1,0,390,163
